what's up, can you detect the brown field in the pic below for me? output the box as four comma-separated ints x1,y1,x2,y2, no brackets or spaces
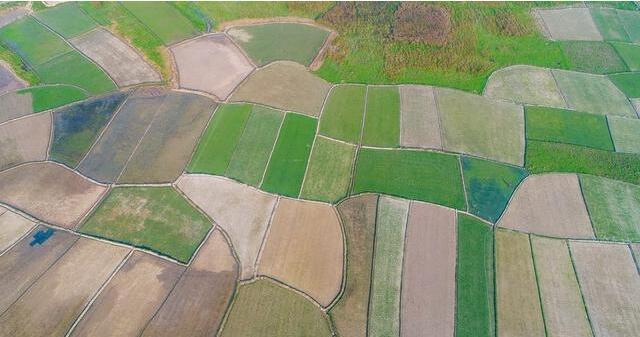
496,229,545,337
571,241,640,337
536,8,603,41
498,174,594,239
231,61,332,117
177,174,277,279
69,251,183,337
531,236,593,337
0,91,33,123
171,34,254,99
399,85,442,149
0,225,78,313
0,112,50,171
401,202,456,337
0,238,129,337
141,230,238,337
0,162,107,229
0,208,35,252
257,198,343,307
0,63,25,95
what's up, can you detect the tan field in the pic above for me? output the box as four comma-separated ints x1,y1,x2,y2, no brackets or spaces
0,112,50,171
536,8,603,41
400,85,443,149
0,91,33,123
484,65,567,108
0,208,35,252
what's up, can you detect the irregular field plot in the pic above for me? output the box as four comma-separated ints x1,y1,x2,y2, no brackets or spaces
536,7,603,41
399,85,442,149
0,7,27,29
590,8,630,42
0,90,32,123
362,86,400,147
0,62,25,95
0,16,71,66
353,148,465,210
122,1,199,44
34,3,96,38
80,186,211,263
484,65,566,108
561,41,628,74
611,42,640,71
318,84,365,143
0,112,50,171
33,51,116,95
608,72,640,98
618,9,640,42
18,85,87,112
0,208,36,252
300,136,355,203
608,116,640,153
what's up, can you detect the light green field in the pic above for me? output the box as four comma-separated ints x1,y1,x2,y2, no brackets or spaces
0,16,71,66
609,72,640,98
300,136,355,203
35,3,97,38
121,1,199,44
34,51,116,95
318,85,366,143
618,9,640,42
608,116,640,154
611,42,640,71
362,86,400,147
17,85,88,112
560,41,628,74
590,8,630,42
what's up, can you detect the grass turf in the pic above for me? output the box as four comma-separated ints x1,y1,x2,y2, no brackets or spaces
611,42,640,71
34,3,97,38
461,156,527,223
608,72,640,98
353,148,465,209
590,8,631,42
121,1,200,45
17,85,87,112
0,16,71,66
560,41,628,74
608,116,640,154
80,186,211,263
261,113,317,197
187,104,251,175
456,214,495,337
34,51,116,95
300,136,355,203
362,86,400,147
525,106,614,151
318,85,366,143
525,140,640,185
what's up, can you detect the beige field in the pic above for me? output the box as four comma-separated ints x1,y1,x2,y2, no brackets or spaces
0,207,35,252
176,174,277,279
499,174,594,239
0,7,26,28
0,63,25,95
0,162,107,228
0,112,50,171
536,8,603,41
399,85,442,149
0,91,32,123
401,202,456,337
257,198,343,307
484,65,567,108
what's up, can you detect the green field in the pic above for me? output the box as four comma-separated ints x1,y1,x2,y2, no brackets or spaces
608,116,640,154
121,1,200,44
300,136,355,203
590,8,630,42
618,9,640,42
34,51,116,95
362,86,400,147
353,148,465,209
609,72,640,98
0,16,71,66
80,186,211,263
611,42,640,71
318,85,366,143
0,43,39,85
560,41,628,74
261,113,317,197
35,3,97,38
18,85,88,112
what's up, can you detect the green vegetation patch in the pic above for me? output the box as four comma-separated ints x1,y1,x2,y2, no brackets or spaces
196,2,331,28
609,72,640,98
220,279,332,337
0,40,39,85
608,116,640,154
580,174,640,242
353,148,465,209
187,104,251,175
611,42,640,71
17,85,87,112
462,156,527,223
34,3,97,38
81,186,212,263
561,41,628,74
318,85,366,143
0,16,71,66
362,86,400,147
226,105,283,186
456,214,495,337
525,140,640,185
50,91,127,167
300,136,355,203
121,1,199,45
261,113,317,197
525,106,614,151
34,51,116,95
590,8,630,42
618,9,640,43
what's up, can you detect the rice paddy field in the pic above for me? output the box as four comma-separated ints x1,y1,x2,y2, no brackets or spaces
1,2,640,337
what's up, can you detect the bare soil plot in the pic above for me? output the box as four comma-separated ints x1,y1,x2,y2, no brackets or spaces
536,8,603,41
571,241,640,337
609,116,640,154
495,229,545,337
231,61,331,117
219,279,332,337
400,85,442,149
0,225,77,313
71,28,160,87
300,136,355,203
401,202,456,337
69,251,183,337
176,174,276,279
552,69,636,117
171,34,254,99
0,162,107,229
257,198,343,307
330,194,377,337
0,7,27,28
318,84,366,143
580,175,640,242
0,238,129,337
531,236,593,337
118,91,215,183
368,196,409,337
0,208,35,252
436,88,525,166
498,174,594,239
590,8,630,42
484,65,567,108
0,112,50,171
0,63,25,95
0,91,32,123
141,230,238,337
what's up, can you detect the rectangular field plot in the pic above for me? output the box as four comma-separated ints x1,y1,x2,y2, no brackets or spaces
0,16,71,66
590,8,630,42
300,136,355,203
0,112,51,171
496,229,545,337
609,116,640,154
571,241,640,337
536,7,602,41
188,103,251,176
0,90,33,123
122,1,199,44
261,113,317,197
353,148,465,209
318,84,365,143
400,85,443,149
34,51,116,95
226,105,284,186
34,3,96,38
560,41,628,74
362,86,400,147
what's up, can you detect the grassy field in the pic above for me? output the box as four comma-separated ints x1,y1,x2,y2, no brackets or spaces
590,8,631,42
560,41,628,74
121,1,200,45
525,140,640,185
611,42,640,71
80,186,211,263
300,136,355,203
362,86,400,147
18,85,87,112
456,214,495,337
525,106,615,151
319,85,366,143
0,16,71,66
608,116,640,153
196,2,331,28
353,148,465,209
34,3,97,38
0,43,39,85
609,72,640,98
34,51,116,95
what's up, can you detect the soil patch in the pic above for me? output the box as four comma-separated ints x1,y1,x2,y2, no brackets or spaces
0,112,50,171
0,209,35,252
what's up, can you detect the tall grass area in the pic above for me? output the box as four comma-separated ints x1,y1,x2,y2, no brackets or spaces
196,2,332,28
